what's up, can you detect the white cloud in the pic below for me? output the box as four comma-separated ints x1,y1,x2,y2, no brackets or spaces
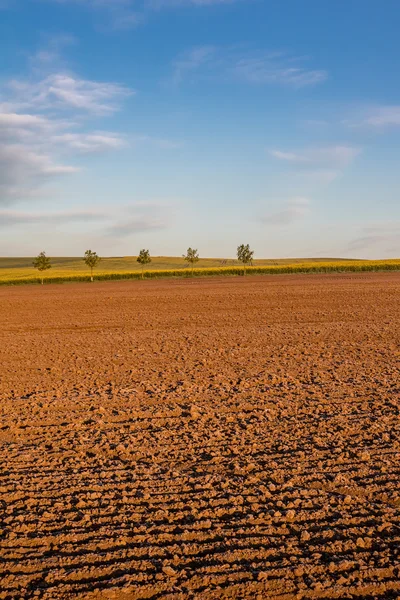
0,144,79,177
0,56,136,204
0,113,50,128
0,209,106,226
261,197,311,226
365,106,400,127
269,145,360,167
5,73,134,115
0,203,176,248
111,10,143,29
52,132,127,152
171,47,327,88
320,145,361,166
269,150,303,162
344,105,400,130
0,144,79,205
28,34,77,72
269,145,360,188
347,222,400,254
233,58,327,88
0,111,75,145
106,201,173,236
107,216,168,236
172,46,216,84
0,91,176,203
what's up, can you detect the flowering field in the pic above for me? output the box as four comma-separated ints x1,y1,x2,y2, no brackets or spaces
0,258,399,286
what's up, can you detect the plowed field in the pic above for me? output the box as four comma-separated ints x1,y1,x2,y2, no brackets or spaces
0,273,399,599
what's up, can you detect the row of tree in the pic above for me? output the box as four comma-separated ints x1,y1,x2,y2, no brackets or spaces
33,244,254,283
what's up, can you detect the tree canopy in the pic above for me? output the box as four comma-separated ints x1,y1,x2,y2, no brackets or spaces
137,249,151,266
237,244,254,274
183,248,199,275
33,251,51,284
84,250,100,281
137,249,151,278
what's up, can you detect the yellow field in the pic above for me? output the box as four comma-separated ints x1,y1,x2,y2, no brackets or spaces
0,256,399,285
0,255,356,282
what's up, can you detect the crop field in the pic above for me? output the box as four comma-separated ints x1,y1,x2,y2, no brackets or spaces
0,256,399,285
0,272,399,599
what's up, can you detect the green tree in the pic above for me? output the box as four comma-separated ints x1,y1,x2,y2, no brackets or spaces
237,243,254,275
84,250,100,282
183,247,199,276
33,251,52,285
137,249,151,278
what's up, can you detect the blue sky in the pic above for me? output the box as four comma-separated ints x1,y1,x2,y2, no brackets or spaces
0,0,399,258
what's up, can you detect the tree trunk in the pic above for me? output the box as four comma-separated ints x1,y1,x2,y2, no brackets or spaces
41,277,44,285
141,265,144,279
91,267,93,282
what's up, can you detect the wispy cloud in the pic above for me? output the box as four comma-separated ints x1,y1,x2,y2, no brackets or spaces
171,46,327,88
269,145,360,188
261,197,311,226
0,144,80,206
106,202,172,236
52,132,127,152
0,112,74,146
269,150,302,162
0,62,180,204
0,208,106,226
0,202,175,239
233,56,327,88
364,105,400,127
172,46,216,84
28,34,77,71
3,73,133,115
0,42,136,205
0,112,52,129
39,0,238,30
347,222,400,253
269,145,361,167
343,105,400,130
107,217,168,236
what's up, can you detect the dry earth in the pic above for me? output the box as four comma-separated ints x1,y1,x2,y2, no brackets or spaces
0,273,399,600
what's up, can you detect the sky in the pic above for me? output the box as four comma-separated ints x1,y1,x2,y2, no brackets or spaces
0,0,399,259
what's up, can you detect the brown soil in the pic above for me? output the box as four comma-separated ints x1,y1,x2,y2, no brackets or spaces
0,273,399,600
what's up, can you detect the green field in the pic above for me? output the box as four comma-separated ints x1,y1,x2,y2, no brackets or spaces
0,256,362,284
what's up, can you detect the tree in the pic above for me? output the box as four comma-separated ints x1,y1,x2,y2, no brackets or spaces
237,244,254,275
84,250,100,282
33,251,51,285
183,247,199,276
137,249,151,278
